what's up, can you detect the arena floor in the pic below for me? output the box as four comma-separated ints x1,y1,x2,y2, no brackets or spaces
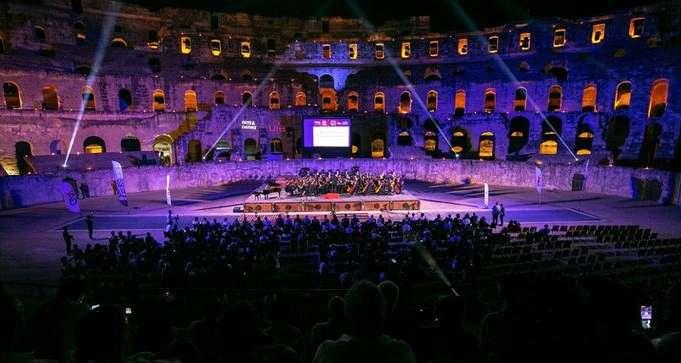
1,179,680,284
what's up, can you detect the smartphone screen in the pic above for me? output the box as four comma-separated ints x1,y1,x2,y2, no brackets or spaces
125,307,132,315
90,304,100,311
640,305,652,329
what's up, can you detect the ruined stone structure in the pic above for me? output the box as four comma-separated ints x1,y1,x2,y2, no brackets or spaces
1,0,680,176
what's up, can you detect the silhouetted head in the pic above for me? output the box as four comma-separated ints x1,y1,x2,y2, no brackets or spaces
328,296,345,321
378,280,400,315
344,280,385,338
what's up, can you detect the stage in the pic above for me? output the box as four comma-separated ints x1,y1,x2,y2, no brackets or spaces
243,186,420,213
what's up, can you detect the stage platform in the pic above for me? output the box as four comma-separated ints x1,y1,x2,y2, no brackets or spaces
243,189,420,214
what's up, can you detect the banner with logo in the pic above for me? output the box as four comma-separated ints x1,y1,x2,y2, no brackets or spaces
535,166,543,193
111,161,128,207
165,174,172,206
60,181,80,213
483,182,489,208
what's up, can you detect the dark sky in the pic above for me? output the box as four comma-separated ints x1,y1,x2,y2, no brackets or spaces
128,0,662,31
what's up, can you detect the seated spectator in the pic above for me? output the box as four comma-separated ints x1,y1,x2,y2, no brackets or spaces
217,302,283,363
75,305,125,363
311,296,346,353
651,284,681,363
264,297,306,358
313,280,416,363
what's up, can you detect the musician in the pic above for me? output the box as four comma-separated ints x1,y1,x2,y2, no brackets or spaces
284,169,403,197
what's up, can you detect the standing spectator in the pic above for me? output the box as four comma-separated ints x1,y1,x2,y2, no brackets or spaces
313,280,416,363
499,204,506,226
79,182,90,199
492,202,500,227
62,226,74,254
85,213,94,240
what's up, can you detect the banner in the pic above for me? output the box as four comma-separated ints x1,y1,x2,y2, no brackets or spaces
60,181,80,213
535,166,543,193
483,183,489,208
111,161,128,207
165,174,172,207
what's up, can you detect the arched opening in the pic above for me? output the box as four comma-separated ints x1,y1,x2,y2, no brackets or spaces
74,64,91,76
450,128,470,154
153,134,173,166
74,21,86,42
374,92,385,112
508,116,530,154
118,88,132,112
269,91,280,110
547,85,562,112
244,138,258,158
49,139,64,155
540,116,562,155
110,37,127,48
547,66,568,82
347,91,359,111
270,138,283,153
575,123,594,155
483,88,495,113
81,86,95,111
121,136,141,152
351,133,361,155
184,90,198,112
214,91,225,105
427,90,438,112
295,91,306,107
14,141,32,175
582,84,597,112
605,115,630,158
210,74,227,81
424,66,442,81
479,131,495,159
514,88,527,111
0,36,5,53
397,130,413,146
319,74,334,89
187,139,202,162
3,82,21,109
320,88,337,111
152,90,165,112
399,91,411,114
454,90,466,116
423,119,440,153
242,92,253,107
640,123,662,166
648,80,669,118
371,137,385,158
83,136,106,154
614,81,632,110
42,86,59,110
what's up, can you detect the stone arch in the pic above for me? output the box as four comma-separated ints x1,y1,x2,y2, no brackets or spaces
184,90,198,111
614,81,632,110
582,84,597,112
244,138,258,157
514,87,527,111
374,91,385,112
454,89,466,116
319,74,334,89
483,88,495,113
347,91,359,111
351,132,361,155
241,69,254,82
74,64,91,76
83,136,106,154
118,88,132,112
3,82,21,109
270,138,283,153
508,116,530,154
640,123,662,166
319,88,337,111
547,65,568,81
214,91,225,105
242,91,253,106
427,90,438,112
269,91,280,110
605,115,630,158
479,131,495,159
397,130,413,146
450,127,471,154
153,134,173,165
648,79,669,118
424,66,442,81
81,86,95,111
74,21,86,41
152,89,165,112
15,141,32,175
399,91,411,114
575,123,594,156
49,139,65,155
210,73,227,81
110,37,127,48
42,85,59,110
121,136,141,152
371,137,385,158
548,85,562,112
0,35,5,53
187,139,202,162
295,91,306,106
540,116,562,155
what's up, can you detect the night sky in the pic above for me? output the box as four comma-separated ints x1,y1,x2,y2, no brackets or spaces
127,0,662,31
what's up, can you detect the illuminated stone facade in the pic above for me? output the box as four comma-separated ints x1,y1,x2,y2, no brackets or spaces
0,0,680,175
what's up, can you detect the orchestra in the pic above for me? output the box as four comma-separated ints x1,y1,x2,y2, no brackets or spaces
283,168,403,197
